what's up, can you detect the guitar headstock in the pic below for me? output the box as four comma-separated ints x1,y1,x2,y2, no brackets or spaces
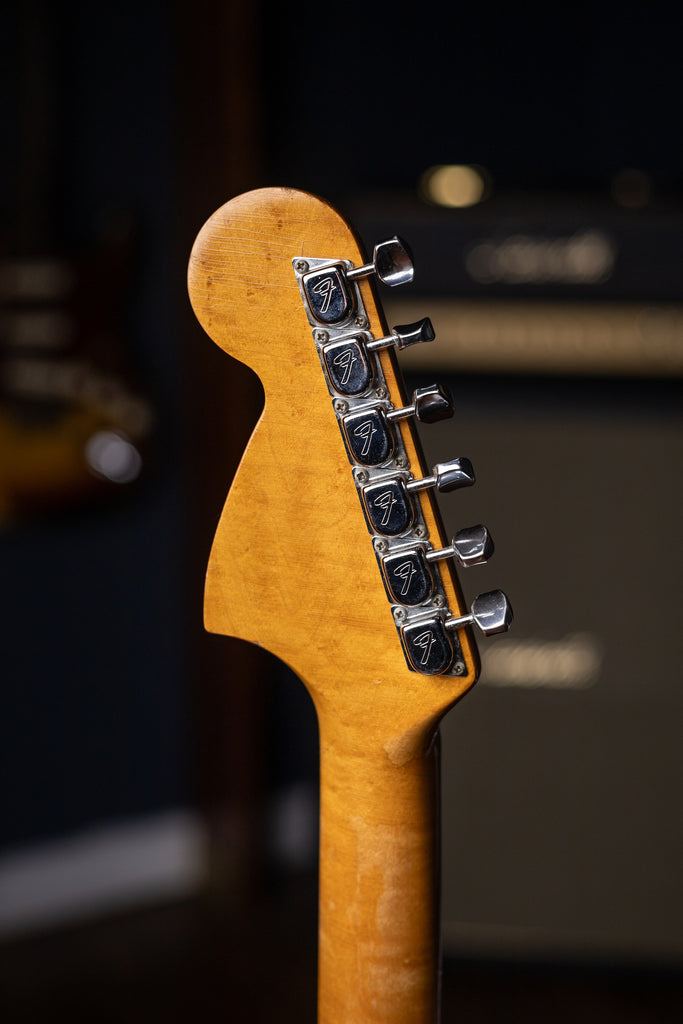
188,187,511,744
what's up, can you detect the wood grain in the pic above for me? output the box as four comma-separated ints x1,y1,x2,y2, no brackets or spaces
188,187,480,1023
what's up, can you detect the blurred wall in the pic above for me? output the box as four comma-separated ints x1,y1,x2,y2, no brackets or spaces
1,0,681,963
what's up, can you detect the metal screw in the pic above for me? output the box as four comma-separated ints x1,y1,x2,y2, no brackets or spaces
394,608,407,623
354,314,368,329
375,539,388,554
413,525,427,538
375,386,387,399
356,469,369,484
453,662,466,676
295,259,309,274
314,329,329,343
334,399,349,414
395,455,408,468
433,594,446,608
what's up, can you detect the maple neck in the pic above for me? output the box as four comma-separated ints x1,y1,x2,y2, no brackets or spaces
317,707,440,1024
188,187,512,1024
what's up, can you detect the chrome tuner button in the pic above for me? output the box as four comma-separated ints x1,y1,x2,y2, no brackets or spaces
406,457,476,494
386,384,454,425
366,317,435,353
445,590,513,636
346,237,414,288
426,524,494,568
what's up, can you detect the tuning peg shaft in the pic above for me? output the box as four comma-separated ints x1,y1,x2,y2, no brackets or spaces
445,590,513,636
406,457,475,494
346,237,414,288
426,524,494,568
366,317,435,352
386,384,454,424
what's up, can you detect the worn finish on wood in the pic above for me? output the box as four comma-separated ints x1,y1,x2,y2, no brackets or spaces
188,187,480,1024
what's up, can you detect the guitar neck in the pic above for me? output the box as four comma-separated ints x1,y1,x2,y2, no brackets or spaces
317,709,440,1024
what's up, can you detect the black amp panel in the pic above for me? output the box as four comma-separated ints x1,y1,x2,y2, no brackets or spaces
354,195,683,962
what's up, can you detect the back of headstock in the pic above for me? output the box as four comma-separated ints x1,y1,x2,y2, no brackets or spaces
188,187,512,1024
188,187,509,729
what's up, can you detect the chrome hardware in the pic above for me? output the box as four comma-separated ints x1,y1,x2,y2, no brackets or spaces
400,590,512,675
366,317,435,352
346,237,414,288
293,248,511,677
386,384,454,424
406,457,476,494
425,524,494,568
381,525,492,608
446,590,514,636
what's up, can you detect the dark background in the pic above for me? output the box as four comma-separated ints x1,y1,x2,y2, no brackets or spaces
1,1,682,1020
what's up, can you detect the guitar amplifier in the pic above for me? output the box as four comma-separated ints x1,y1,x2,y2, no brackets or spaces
352,195,683,962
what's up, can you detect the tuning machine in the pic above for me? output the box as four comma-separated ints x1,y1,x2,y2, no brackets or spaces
300,237,413,326
321,318,435,398
360,458,476,536
341,387,455,466
400,591,514,675
380,526,494,606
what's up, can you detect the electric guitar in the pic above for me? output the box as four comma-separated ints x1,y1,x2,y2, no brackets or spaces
188,187,512,1024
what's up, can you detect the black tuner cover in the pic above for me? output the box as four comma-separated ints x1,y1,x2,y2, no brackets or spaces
361,478,413,536
302,264,353,324
401,616,454,675
382,549,433,605
342,409,394,466
322,337,373,395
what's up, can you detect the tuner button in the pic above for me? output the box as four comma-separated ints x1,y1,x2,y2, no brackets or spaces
413,385,454,423
453,524,494,566
366,317,435,353
386,385,454,426
393,317,435,348
426,524,494,568
406,458,476,495
433,458,476,492
346,236,414,288
446,590,513,637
